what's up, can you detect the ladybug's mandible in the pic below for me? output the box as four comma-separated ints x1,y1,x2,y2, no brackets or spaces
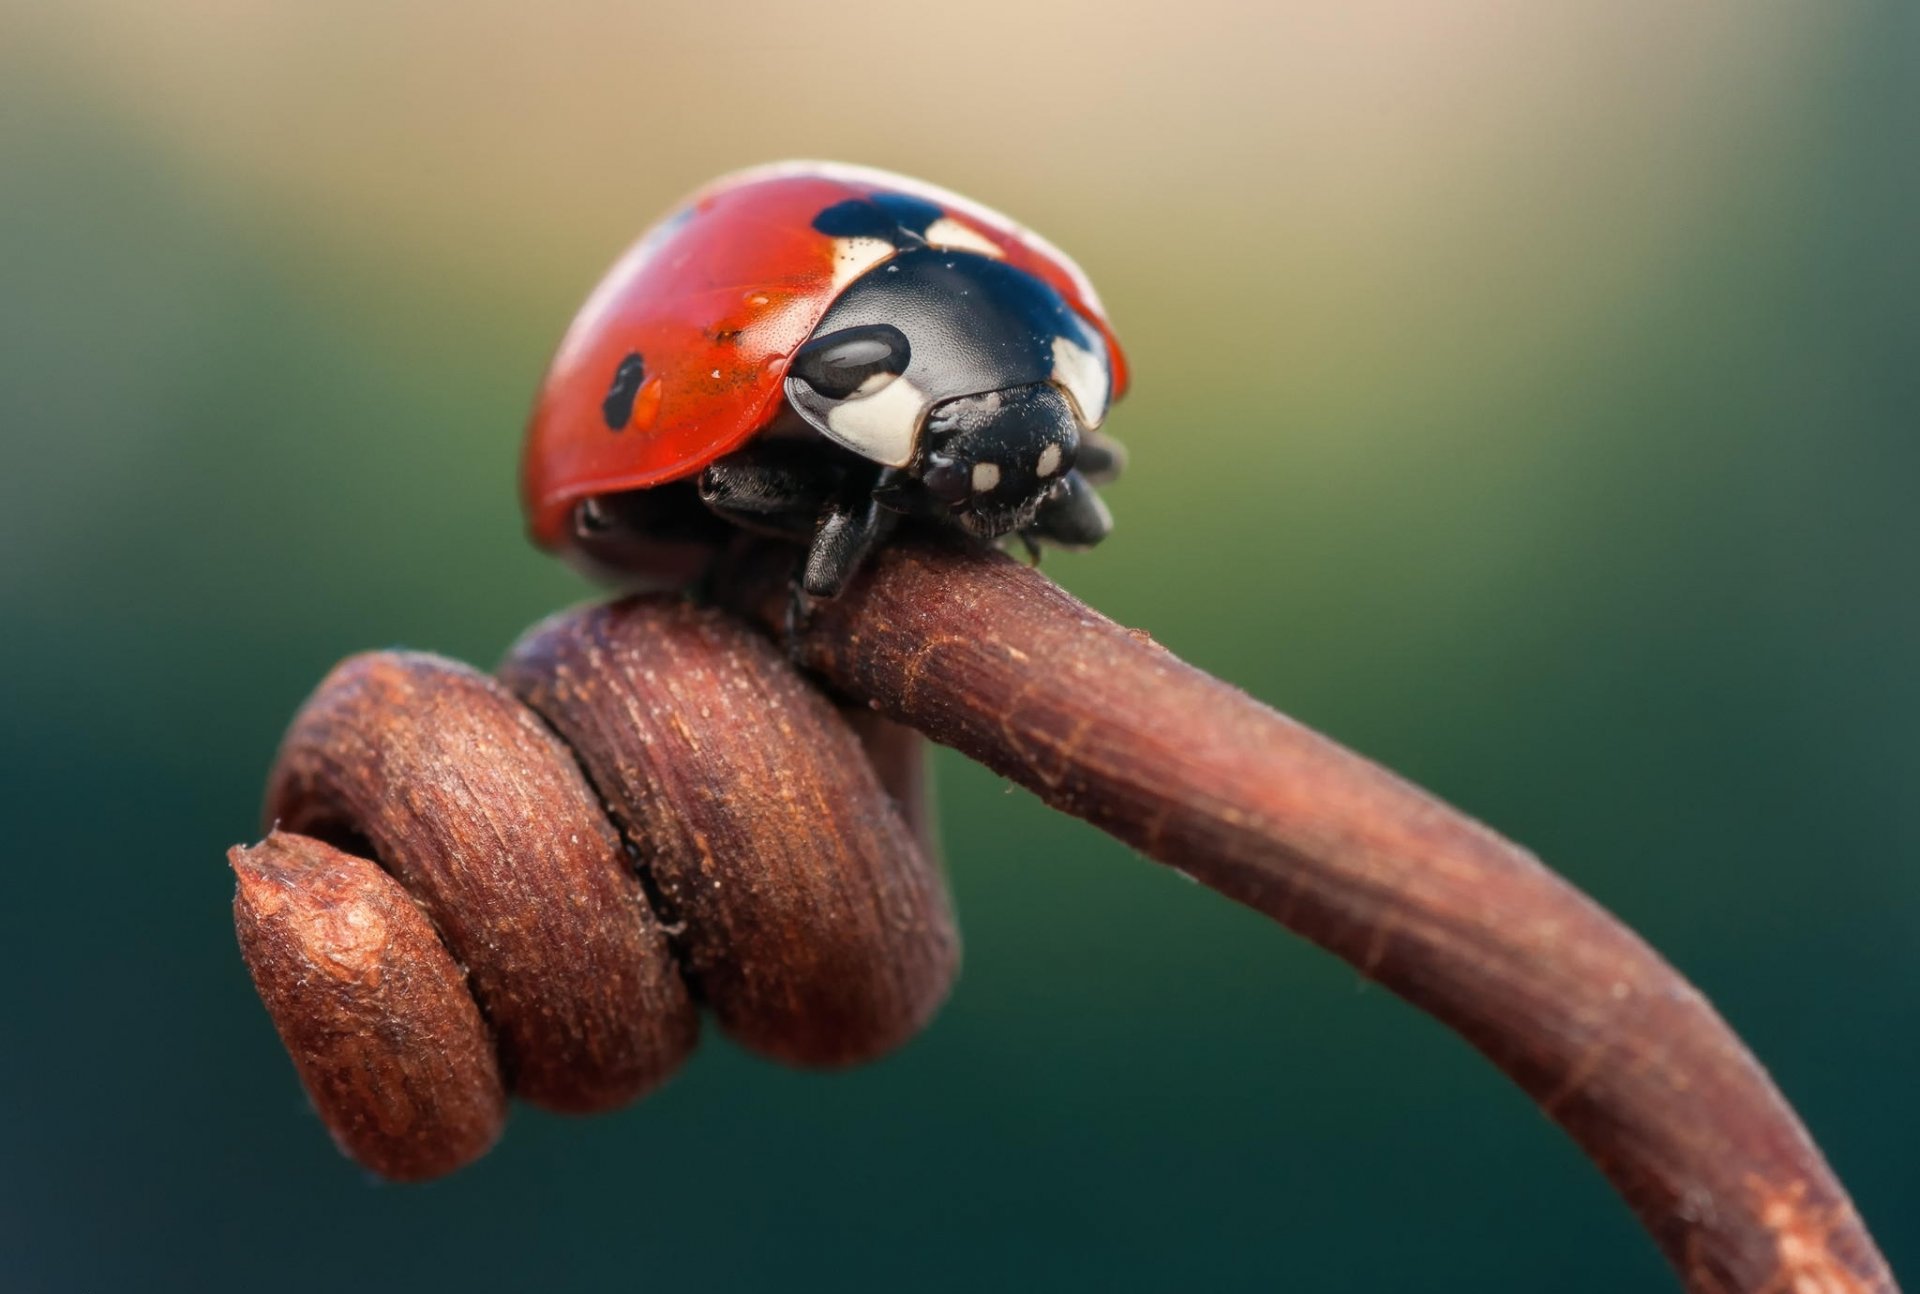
523,161,1129,598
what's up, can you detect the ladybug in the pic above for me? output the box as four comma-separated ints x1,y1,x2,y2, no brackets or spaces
523,161,1128,598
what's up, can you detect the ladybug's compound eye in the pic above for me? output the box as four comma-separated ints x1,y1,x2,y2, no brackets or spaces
791,324,911,400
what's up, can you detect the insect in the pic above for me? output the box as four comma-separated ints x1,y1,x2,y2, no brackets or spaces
522,162,1129,599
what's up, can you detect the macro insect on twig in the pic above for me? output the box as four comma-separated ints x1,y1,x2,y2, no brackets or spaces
233,163,1897,1293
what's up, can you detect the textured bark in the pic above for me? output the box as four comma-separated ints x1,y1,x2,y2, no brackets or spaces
231,831,505,1181
718,535,1897,1294
229,530,1898,1294
500,596,958,1067
843,708,942,869
265,652,697,1112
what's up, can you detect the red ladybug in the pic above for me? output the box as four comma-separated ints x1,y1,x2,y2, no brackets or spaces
523,161,1129,597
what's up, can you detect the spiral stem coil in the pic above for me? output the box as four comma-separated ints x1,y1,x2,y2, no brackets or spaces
233,595,956,1181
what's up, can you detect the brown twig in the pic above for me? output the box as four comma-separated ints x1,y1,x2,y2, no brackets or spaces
235,599,956,1177
499,598,957,1066
265,652,697,1112
230,538,1897,1293
231,831,507,1181
716,535,1898,1294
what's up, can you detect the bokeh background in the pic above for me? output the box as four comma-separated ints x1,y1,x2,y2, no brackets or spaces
3,1,1914,1289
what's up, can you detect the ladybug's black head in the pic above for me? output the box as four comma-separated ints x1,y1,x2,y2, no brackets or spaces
783,245,1112,541
909,382,1080,537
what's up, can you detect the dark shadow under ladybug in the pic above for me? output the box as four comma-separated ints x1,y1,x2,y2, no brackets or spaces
576,197,1126,603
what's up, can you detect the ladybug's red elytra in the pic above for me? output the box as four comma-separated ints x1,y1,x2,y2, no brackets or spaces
523,161,1129,598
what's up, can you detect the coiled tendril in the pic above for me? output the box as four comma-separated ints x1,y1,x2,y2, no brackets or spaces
234,596,955,1180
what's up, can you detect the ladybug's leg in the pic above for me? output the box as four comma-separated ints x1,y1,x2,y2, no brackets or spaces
1024,470,1113,550
698,444,843,540
803,483,900,599
704,446,897,599
1075,431,1128,486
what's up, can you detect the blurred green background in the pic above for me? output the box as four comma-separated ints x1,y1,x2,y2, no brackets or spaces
3,1,1914,1289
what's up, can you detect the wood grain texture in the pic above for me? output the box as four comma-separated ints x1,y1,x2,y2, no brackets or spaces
843,708,942,869
265,651,697,1112
721,535,1897,1294
230,831,505,1181
500,596,958,1067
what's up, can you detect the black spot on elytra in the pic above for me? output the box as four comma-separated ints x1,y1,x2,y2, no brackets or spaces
811,193,944,246
602,352,646,431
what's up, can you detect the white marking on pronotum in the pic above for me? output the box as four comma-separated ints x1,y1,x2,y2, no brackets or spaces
971,462,1002,494
1036,443,1063,477
830,236,895,291
823,375,927,466
1051,335,1110,428
924,218,1004,259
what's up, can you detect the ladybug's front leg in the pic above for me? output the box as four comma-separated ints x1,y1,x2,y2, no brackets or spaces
802,479,900,599
1075,430,1127,486
702,445,897,600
